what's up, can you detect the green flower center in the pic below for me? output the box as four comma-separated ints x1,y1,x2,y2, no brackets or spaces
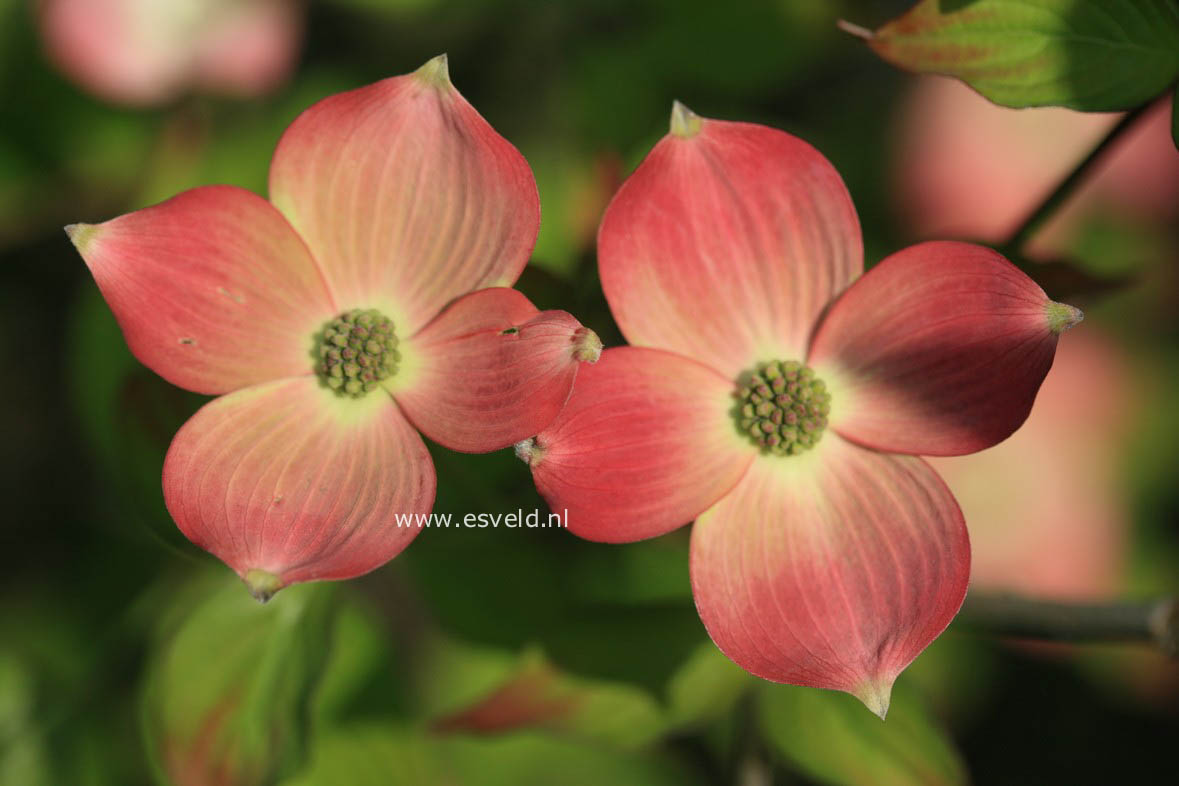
315,309,400,398
737,360,831,455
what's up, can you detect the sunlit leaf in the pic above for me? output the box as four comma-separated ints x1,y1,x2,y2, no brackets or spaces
313,597,405,724
441,731,705,786
422,639,666,749
758,681,967,786
280,724,439,786
857,0,1179,110
665,642,751,729
142,579,335,786
283,724,704,786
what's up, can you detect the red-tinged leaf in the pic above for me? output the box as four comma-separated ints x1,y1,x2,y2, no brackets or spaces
163,377,435,597
758,680,967,785
598,104,861,378
809,241,1079,457
523,347,755,544
143,578,335,786
268,55,540,335
690,437,970,718
68,186,334,396
857,0,1179,111
427,646,666,750
392,288,597,454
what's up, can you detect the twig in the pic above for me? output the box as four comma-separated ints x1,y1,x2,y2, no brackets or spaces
956,592,1179,657
1003,99,1156,254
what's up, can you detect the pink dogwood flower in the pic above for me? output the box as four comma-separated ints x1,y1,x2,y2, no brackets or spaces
41,0,303,106
68,56,600,600
516,103,1082,717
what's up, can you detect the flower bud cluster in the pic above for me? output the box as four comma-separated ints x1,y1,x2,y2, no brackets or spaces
738,360,831,455
317,309,400,397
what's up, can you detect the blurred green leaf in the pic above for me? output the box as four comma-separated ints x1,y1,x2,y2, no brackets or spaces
280,724,439,786
0,653,51,786
313,596,405,724
142,579,336,786
903,632,999,724
67,288,204,551
758,681,967,786
567,532,691,605
441,731,705,786
665,642,752,729
284,724,704,786
422,638,666,749
861,0,1179,110
406,449,705,692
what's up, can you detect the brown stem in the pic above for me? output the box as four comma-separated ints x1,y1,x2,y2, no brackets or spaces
957,593,1179,657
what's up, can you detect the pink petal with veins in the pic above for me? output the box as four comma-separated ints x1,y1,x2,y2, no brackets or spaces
163,377,435,596
68,186,334,395
525,347,754,543
810,241,1075,457
598,112,861,376
690,436,969,717
393,288,597,453
269,57,540,334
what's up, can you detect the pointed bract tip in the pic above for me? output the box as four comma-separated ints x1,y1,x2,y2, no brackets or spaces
851,679,893,720
414,53,451,89
572,327,602,363
669,100,703,139
243,569,283,603
514,437,546,467
65,223,99,252
1045,301,1084,335
836,19,875,41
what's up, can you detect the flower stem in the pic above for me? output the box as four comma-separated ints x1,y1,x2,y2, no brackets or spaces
957,593,1179,657
1003,99,1156,255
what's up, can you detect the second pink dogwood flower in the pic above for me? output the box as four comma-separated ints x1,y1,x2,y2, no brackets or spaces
518,103,1081,717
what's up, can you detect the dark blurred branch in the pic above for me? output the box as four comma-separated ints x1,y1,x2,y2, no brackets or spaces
734,693,774,786
958,593,1179,658
1003,99,1156,255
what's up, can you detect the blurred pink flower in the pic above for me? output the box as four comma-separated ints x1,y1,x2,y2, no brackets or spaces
893,75,1179,255
41,0,303,106
929,329,1134,599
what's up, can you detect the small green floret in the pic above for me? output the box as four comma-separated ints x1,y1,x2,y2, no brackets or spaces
315,309,400,398
737,360,831,456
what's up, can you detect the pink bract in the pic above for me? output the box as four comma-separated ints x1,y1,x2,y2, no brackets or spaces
41,0,302,106
69,57,598,599
520,103,1080,717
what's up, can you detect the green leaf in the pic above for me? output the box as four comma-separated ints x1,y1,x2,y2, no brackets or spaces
283,725,705,786
665,642,752,729
142,578,336,786
758,681,967,786
860,0,1179,110
280,725,441,786
440,731,706,786
313,596,406,724
421,638,667,749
